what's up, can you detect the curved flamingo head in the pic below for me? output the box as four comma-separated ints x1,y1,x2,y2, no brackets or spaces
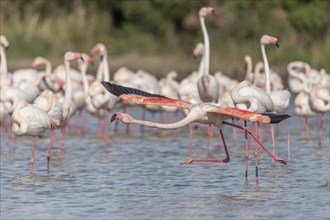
193,42,204,58
199,7,215,17
0,35,9,48
90,43,107,56
261,35,279,47
31,57,46,68
110,112,132,123
243,55,252,72
64,51,81,61
80,53,94,64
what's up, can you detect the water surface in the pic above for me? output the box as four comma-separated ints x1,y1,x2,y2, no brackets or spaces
1,108,329,220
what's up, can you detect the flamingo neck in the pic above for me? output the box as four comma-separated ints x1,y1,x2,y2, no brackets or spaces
96,58,104,81
261,44,270,93
43,92,53,112
80,64,89,96
199,16,210,76
197,52,205,78
45,60,52,76
245,58,252,79
0,46,8,76
125,113,197,130
103,55,110,81
63,60,72,109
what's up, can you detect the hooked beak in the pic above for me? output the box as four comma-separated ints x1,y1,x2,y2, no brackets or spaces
110,113,117,123
211,9,216,16
275,40,280,48
100,55,104,61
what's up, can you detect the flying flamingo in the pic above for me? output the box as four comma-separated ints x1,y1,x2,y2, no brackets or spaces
101,82,289,176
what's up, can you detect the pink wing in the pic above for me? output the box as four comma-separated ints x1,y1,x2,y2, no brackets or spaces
101,81,192,109
207,107,271,123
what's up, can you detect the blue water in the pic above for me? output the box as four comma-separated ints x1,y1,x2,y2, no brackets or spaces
1,107,329,220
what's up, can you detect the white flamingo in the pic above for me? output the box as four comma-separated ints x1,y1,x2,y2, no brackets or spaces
260,35,291,159
0,35,11,89
11,98,56,173
196,7,219,103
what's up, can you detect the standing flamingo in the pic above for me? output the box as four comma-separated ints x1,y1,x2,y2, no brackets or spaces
308,80,330,146
260,35,291,159
11,99,57,173
0,35,11,89
101,82,289,176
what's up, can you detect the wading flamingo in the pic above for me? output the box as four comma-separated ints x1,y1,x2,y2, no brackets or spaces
260,35,291,159
11,98,57,173
101,82,289,176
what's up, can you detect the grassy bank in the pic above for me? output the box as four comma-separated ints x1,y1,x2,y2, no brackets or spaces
1,0,329,79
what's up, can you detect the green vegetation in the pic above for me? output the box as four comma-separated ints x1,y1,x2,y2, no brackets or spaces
1,0,329,76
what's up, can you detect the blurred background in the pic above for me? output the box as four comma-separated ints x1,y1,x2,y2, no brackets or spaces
1,0,329,80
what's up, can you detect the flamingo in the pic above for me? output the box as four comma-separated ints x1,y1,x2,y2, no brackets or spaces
89,43,120,141
260,35,291,159
11,98,56,173
0,35,11,89
196,7,219,103
54,51,81,155
308,77,330,146
101,82,289,177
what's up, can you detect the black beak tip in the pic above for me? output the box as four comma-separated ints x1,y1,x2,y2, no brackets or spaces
110,114,117,123
275,41,280,48
211,10,216,16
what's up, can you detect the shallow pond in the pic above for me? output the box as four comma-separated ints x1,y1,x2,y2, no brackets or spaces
1,106,329,220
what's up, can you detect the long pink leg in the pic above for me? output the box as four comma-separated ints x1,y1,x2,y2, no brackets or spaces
302,117,310,141
270,125,276,161
181,129,230,164
11,131,16,151
103,112,109,149
232,126,237,146
58,129,65,157
47,129,54,171
207,124,214,156
254,122,259,177
188,124,193,154
244,121,249,178
97,117,102,138
318,113,325,147
223,121,286,165
30,136,36,174
286,120,291,161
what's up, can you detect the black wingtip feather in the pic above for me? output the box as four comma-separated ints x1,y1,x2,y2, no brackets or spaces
262,113,291,124
101,81,167,99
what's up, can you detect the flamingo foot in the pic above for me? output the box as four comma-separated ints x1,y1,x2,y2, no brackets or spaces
274,157,287,165
180,157,230,164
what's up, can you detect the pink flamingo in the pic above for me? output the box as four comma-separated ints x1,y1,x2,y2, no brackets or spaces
101,82,289,176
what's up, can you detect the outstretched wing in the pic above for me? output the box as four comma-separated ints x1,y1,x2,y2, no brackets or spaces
207,107,290,124
101,81,192,109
